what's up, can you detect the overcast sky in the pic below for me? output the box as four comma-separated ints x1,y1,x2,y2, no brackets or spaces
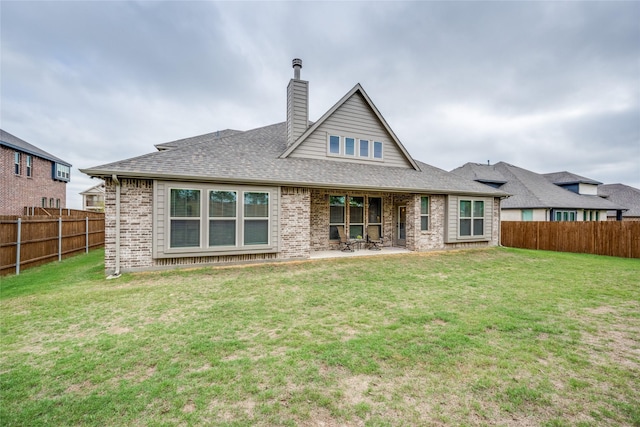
2,1,639,209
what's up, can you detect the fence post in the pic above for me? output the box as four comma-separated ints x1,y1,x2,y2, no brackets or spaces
58,217,62,262
16,218,21,275
86,217,89,253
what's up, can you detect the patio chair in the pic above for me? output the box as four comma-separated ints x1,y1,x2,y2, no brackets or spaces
336,225,355,252
367,225,383,250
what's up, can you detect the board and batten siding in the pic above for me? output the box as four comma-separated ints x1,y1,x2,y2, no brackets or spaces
288,92,414,168
153,181,279,259
444,195,494,243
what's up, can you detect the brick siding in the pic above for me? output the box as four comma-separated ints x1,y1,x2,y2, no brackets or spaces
0,146,66,215
280,187,311,259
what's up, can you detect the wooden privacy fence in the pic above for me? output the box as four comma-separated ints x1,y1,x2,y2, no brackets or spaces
501,221,640,258
0,212,105,276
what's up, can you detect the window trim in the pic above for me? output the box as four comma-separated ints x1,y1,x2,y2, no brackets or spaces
162,183,276,256
326,133,384,162
458,199,485,238
329,195,346,241
554,210,577,222
14,152,21,175
53,163,71,182
26,155,32,177
208,190,238,248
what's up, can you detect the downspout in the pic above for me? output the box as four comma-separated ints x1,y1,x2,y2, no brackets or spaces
107,174,122,279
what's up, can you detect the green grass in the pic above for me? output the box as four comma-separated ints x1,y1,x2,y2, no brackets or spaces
1,248,639,426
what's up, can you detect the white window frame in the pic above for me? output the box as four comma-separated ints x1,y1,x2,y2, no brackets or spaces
349,196,365,239
243,191,270,246
26,155,32,177
14,152,21,175
208,190,238,248
327,133,384,162
329,195,346,241
169,188,202,249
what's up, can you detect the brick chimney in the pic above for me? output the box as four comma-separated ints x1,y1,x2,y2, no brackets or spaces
286,58,309,147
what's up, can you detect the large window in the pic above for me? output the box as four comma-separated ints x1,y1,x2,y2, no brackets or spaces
329,196,345,240
327,134,384,161
14,152,21,175
209,191,237,246
460,200,484,237
421,197,430,231
170,189,201,248
168,187,272,250
349,197,364,239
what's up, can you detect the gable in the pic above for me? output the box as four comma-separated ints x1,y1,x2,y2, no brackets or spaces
283,87,417,170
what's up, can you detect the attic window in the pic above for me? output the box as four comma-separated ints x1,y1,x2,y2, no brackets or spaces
327,134,383,161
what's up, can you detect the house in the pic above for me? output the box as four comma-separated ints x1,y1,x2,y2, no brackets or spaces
80,59,508,275
597,184,640,221
80,182,106,212
0,129,71,215
451,162,623,221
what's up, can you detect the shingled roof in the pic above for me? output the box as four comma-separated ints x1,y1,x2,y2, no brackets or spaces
598,184,640,217
1,129,71,166
542,171,602,185
81,122,506,197
451,162,622,210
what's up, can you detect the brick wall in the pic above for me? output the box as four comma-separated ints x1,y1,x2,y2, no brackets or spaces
104,178,154,273
0,146,66,215
280,187,310,259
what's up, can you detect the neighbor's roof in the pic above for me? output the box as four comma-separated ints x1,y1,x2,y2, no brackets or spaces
542,171,602,185
0,129,71,166
81,122,507,197
598,184,640,217
452,162,622,210
80,182,105,196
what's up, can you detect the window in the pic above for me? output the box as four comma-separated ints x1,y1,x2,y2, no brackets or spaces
327,134,384,161
209,190,237,246
49,198,54,208
460,200,484,237
359,139,369,157
373,141,383,159
329,196,345,240
41,197,47,207
244,192,269,245
56,199,60,208
14,152,21,175
349,196,364,239
26,155,32,177
329,135,341,154
421,196,429,230
170,189,201,248
521,209,533,221
53,163,70,181
554,210,576,222
345,137,355,156
368,197,382,238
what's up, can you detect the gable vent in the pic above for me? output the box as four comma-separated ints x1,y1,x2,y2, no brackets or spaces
286,58,309,147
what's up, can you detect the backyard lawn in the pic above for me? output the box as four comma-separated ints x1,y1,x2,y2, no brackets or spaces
1,248,638,426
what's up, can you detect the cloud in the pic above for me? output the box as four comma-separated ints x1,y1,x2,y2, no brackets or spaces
1,1,638,209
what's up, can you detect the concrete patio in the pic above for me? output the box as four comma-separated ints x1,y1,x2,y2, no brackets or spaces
310,246,411,259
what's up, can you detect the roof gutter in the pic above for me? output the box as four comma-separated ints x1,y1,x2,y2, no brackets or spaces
106,174,122,279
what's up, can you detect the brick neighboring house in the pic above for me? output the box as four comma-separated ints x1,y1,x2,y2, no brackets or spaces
451,162,623,221
81,59,508,275
1,129,71,215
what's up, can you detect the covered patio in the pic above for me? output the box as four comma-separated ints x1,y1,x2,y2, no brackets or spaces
310,246,411,259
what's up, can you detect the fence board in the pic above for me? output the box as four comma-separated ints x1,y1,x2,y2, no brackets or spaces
501,221,640,258
0,212,105,275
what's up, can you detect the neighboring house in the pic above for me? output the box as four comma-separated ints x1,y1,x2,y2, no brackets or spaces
81,59,507,275
0,129,71,215
597,184,640,221
451,162,623,221
80,182,106,212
